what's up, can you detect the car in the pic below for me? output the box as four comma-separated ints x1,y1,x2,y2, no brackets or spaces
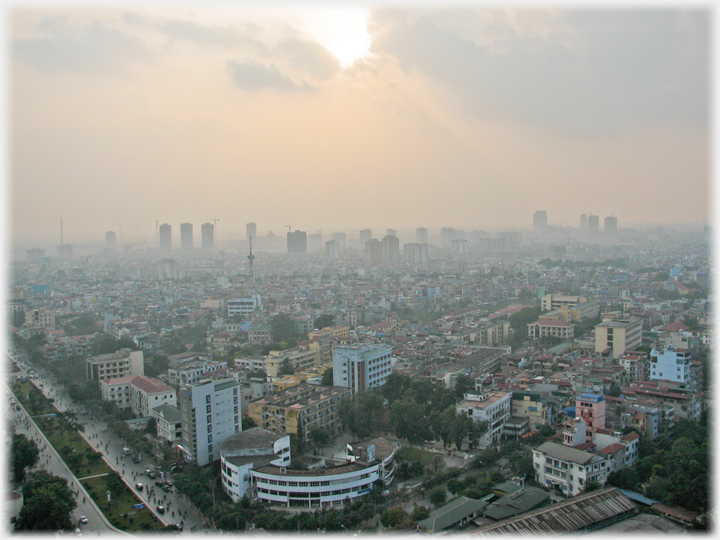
122,447,131,455
146,470,157,479
161,485,171,493
74,528,82,536
132,455,141,463
155,480,164,487
101,427,108,432
135,483,143,491
156,505,165,514
165,479,173,487
79,516,88,524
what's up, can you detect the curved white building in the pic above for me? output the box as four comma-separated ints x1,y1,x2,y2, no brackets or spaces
221,431,396,509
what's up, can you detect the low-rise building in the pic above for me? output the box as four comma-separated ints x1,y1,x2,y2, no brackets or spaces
527,318,575,340
247,382,351,444
532,441,609,497
86,348,144,381
650,345,691,384
594,318,643,359
152,403,183,443
456,392,512,448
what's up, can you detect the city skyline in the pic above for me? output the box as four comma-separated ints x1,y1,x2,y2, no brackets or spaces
11,6,710,245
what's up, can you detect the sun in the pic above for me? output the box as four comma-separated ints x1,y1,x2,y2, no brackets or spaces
304,7,372,67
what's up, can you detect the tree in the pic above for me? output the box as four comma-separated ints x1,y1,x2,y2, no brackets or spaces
411,505,430,522
145,417,157,436
381,507,408,529
313,314,334,330
271,314,296,343
429,487,447,508
390,397,431,444
10,433,39,484
321,367,333,386
14,471,77,531
308,426,332,453
279,358,294,376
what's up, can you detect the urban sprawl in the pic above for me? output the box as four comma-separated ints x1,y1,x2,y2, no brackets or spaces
6,216,711,535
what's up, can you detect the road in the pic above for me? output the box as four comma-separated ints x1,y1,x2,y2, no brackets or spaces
9,358,215,534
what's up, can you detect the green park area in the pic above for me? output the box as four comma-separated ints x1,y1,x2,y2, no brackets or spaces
9,378,165,532
82,473,164,531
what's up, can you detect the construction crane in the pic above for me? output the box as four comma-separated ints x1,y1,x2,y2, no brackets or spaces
285,224,293,233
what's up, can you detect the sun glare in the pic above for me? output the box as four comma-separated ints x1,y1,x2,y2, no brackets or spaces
305,8,372,67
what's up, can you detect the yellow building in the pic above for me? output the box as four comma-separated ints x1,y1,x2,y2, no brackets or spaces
266,342,321,377
594,317,643,359
247,382,351,443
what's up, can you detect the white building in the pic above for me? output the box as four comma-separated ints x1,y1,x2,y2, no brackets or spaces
456,392,512,448
333,344,393,394
178,377,242,466
532,442,610,497
650,344,691,384
100,375,176,418
86,348,144,381
220,428,291,502
152,403,183,443
221,436,396,509
129,375,176,418
168,360,228,387
227,295,262,318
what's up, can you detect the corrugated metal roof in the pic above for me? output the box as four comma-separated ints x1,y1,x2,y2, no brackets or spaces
470,488,637,535
418,496,488,533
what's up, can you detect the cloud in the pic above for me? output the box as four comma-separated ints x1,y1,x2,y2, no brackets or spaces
158,19,268,55
14,17,149,73
368,9,708,138
274,37,340,80
226,60,310,91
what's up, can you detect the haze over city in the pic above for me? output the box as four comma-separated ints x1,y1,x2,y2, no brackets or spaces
10,5,709,250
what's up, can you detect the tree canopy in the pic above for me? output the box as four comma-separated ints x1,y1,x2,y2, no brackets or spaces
14,471,77,531
10,433,39,484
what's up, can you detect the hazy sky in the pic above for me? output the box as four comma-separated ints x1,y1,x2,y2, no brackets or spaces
9,4,710,246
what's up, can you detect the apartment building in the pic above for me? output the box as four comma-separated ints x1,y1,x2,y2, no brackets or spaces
267,343,321,377
100,374,176,417
227,295,262,318
532,442,609,497
511,391,555,429
168,359,228,387
650,344,691,384
333,344,393,394
178,377,243,466
456,392,512,448
541,294,588,312
594,317,643,359
86,348,144,381
247,382,351,444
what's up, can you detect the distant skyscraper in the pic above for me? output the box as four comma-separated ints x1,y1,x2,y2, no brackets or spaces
440,227,456,244
201,223,214,249
287,230,308,253
105,231,116,247
404,243,428,263
180,223,193,250
308,233,323,252
159,223,172,251
359,229,372,244
364,238,382,264
386,229,397,237
533,210,548,229
326,240,340,258
381,235,400,262
588,215,600,231
604,216,618,233
580,214,588,228
416,227,428,243
246,222,257,242
331,232,346,251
